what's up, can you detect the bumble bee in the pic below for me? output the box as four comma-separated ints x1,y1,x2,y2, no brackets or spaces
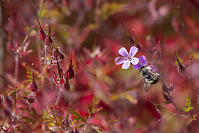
140,66,159,92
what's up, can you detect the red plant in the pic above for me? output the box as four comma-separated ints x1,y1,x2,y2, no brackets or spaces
1,0,199,132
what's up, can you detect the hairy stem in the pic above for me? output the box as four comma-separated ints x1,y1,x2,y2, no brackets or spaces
95,0,100,27
14,55,19,84
55,87,63,105
0,74,14,88
44,44,47,65
14,55,19,116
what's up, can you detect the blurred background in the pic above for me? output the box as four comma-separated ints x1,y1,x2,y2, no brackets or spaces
1,0,199,132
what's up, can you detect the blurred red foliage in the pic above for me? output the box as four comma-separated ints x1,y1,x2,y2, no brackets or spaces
0,0,199,132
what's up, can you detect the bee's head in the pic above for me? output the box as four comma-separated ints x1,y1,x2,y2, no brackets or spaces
141,68,148,76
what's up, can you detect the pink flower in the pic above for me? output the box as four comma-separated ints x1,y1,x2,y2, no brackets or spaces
133,56,148,70
115,46,139,69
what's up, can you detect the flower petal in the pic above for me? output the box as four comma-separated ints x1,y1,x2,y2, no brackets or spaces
119,47,129,57
130,57,139,65
139,56,147,66
133,64,141,70
129,46,138,57
115,57,126,65
150,65,158,72
122,61,130,69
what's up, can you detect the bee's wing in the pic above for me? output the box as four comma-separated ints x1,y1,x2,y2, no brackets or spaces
143,80,151,92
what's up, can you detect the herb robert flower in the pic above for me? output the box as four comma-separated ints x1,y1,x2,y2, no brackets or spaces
115,46,139,69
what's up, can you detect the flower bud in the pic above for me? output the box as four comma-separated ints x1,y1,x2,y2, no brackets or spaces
27,96,35,103
53,48,64,60
45,36,53,45
66,67,74,79
30,81,38,92
65,59,75,79
59,78,65,84
40,29,46,41
64,79,70,90
162,93,172,104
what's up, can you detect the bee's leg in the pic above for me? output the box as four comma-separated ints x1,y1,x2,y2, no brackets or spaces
144,82,151,92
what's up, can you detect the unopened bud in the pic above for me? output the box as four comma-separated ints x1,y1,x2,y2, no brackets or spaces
53,48,64,60
66,68,74,79
27,96,35,103
64,80,70,90
66,59,74,79
30,81,38,92
60,78,65,84
45,37,53,45
40,29,46,41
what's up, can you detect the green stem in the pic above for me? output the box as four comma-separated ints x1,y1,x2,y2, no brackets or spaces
55,87,62,105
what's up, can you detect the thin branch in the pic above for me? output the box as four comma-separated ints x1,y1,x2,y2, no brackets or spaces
44,44,47,65
14,55,19,117
0,74,15,88
55,87,63,105
0,0,6,89
14,55,19,84
95,0,100,27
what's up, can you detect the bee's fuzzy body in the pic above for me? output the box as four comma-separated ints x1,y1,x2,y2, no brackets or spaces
140,66,159,85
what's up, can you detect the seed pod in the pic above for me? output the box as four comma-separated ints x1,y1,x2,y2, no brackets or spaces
53,48,64,60
163,93,172,104
66,59,74,79
45,26,53,45
162,83,168,92
37,16,46,42
162,83,174,93
5,96,13,108
174,51,186,73
64,79,70,91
